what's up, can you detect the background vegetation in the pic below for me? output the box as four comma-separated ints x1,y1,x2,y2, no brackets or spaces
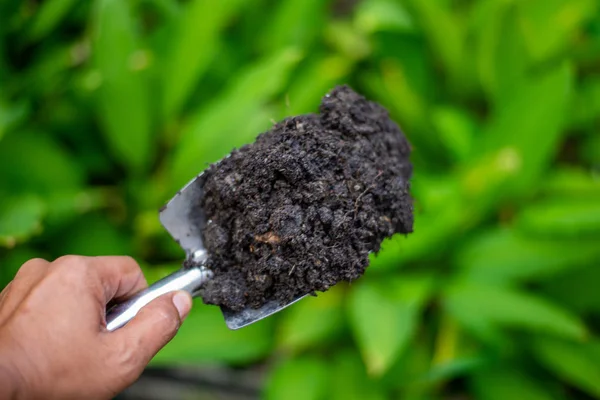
1,0,600,398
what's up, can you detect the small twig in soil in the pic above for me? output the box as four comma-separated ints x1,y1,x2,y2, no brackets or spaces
354,171,383,218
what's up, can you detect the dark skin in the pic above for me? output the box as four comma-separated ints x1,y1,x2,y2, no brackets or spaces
0,255,193,400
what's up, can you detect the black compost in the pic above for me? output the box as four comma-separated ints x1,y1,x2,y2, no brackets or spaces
198,85,413,311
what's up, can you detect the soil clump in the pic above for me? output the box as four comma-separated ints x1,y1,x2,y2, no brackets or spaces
198,85,413,311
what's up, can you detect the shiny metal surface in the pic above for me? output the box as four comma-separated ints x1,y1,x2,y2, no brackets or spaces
106,266,213,331
221,294,307,330
159,173,208,258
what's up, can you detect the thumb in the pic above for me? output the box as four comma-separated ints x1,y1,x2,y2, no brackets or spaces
114,291,192,364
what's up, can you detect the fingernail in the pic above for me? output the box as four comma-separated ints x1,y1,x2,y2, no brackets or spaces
173,291,192,320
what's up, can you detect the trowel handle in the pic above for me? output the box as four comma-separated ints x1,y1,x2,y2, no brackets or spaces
105,266,213,331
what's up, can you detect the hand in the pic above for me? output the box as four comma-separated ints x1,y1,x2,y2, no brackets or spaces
0,256,192,400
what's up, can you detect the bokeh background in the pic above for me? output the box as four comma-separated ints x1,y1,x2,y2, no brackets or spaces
1,0,600,398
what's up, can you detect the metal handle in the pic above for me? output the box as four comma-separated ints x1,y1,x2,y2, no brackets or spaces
105,266,212,331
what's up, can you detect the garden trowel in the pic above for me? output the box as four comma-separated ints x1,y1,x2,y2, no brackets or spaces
105,173,305,332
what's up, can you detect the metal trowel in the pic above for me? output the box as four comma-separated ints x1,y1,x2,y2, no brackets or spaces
105,173,305,332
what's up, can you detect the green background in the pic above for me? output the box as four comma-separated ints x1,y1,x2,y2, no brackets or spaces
2,0,600,398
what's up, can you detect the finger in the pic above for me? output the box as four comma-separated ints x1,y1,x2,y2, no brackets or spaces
0,282,12,324
0,258,49,319
86,256,148,303
109,291,192,365
0,282,11,303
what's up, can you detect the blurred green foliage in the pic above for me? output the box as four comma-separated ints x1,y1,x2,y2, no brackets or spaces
1,0,600,398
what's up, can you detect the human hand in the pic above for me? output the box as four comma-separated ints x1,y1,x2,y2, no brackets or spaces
0,256,192,400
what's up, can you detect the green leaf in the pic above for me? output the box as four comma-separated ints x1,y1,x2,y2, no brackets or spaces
431,106,476,162
258,0,328,54
460,148,523,219
360,33,441,161
403,0,464,89
0,196,45,248
286,55,353,115
367,235,406,273
472,0,524,101
541,167,600,198
28,0,77,41
264,356,328,400
375,59,429,139
152,303,273,364
412,171,462,211
0,131,83,195
277,285,345,352
457,228,600,282
471,366,561,400
581,131,600,165
380,335,432,392
425,357,488,386
348,275,432,376
93,0,153,173
161,0,241,120
533,337,600,398
542,264,600,314
444,282,587,341
441,300,507,348
470,62,572,198
0,98,28,141
329,351,387,400
324,21,371,61
517,0,599,63
386,199,464,265
570,77,600,129
144,0,179,20
354,0,416,34
50,214,132,256
43,189,107,227
170,48,302,189
517,199,600,237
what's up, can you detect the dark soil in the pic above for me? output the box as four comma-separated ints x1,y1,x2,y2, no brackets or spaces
198,85,413,311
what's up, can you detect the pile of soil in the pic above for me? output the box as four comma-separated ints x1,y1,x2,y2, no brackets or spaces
198,85,413,311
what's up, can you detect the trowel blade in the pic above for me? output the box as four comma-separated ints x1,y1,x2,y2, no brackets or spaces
159,174,208,261
159,173,307,329
221,294,307,330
